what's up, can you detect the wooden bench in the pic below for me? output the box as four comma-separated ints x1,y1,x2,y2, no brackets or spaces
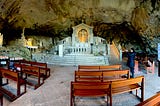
0,68,26,101
71,76,144,106
75,69,130,82
136,93,160,106
29,61,50,79
21,65,44,89
102,69,130,82
20,60,50,79
78,64,122,71
110,76,144,106
70,81,111,106
14,60,50,79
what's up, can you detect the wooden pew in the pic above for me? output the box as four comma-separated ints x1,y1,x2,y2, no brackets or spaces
99,64,122,71
20,60,50,79
110,76,144,106
70,81,111,106
14,60,50,79
75,71,102,82
78,64,122,71
75,69,130,82
21,65,44,89
0,68,26,101
102,69,130,82
29,61,50,79
78,65,99,71
136,93,160,106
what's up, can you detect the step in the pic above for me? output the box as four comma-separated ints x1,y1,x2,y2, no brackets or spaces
32,53,109,66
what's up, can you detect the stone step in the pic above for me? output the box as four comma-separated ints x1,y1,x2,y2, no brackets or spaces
32,53,109,66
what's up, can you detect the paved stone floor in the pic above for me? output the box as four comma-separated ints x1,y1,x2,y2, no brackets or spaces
3,63,160,106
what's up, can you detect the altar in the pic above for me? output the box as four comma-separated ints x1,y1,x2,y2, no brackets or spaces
57,23,107,56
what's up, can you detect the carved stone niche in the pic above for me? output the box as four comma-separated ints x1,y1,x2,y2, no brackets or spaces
72,23,93,47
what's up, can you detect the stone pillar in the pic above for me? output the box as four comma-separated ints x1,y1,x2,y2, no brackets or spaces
107,44,110,55
59,44,63,57
118,44,122,61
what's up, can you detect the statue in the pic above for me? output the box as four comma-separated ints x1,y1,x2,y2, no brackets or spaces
0,33,3,47
21,27,27,46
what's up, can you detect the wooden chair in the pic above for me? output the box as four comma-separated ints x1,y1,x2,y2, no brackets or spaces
144,61,155,74
136,93,160,106
70,81,111,106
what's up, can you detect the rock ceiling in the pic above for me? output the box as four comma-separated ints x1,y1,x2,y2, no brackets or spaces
0,0,160,54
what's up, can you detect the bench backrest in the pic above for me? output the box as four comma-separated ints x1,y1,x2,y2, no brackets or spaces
78,64,122,71
0,68,19,81
102,69,130,81
30,61,47,68
20,60,31,66
99,64,122,71
75,71,102,82
75,69,130,82
111,76,144,88
78,65,99,71
21,65,40,76
71,81,111,96
136,93,160,106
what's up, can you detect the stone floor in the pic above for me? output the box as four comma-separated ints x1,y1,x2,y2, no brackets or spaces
3,62,160,106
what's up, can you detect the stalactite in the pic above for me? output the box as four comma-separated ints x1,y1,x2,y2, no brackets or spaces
131,7,149,32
